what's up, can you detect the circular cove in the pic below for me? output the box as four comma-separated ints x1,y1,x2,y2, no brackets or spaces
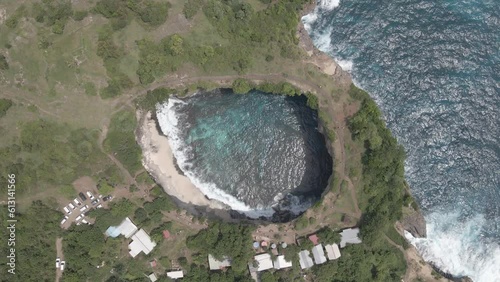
156,89,333,219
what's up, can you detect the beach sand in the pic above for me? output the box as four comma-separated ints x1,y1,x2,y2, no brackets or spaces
137,111,226,210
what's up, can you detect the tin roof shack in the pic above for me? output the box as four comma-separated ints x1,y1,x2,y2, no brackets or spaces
166,270,184,279
311,244,327,264
129,229,157,257
340,228,362,248
273,255,292,270
208,254,232,270
105,217,138,238
253,253,274,272
325,243,341,260
298,250,314,269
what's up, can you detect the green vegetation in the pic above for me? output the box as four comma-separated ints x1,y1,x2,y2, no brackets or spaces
183,0,203,19
103,110,142,174
186,222,254,274
0,120,106,194
31,0,73,34
348,84,406,243
0,201,61,281
0,54,9,70
0,98,13,118
232,78,253,94
137,87,176,111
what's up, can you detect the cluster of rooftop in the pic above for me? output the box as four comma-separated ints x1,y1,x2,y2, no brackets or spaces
105,217,157,257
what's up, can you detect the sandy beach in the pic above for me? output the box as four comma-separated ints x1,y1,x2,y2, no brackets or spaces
137,111,226,210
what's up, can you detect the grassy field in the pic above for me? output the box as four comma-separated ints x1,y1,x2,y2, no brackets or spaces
0,0,414,281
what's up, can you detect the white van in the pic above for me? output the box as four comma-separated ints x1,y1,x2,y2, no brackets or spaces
75,215,83,221
86,191,95,200
79,205,87,212
68,203,75,210
63,206,70,214
73,198,81,206
60,218,67,225
81,219,88,224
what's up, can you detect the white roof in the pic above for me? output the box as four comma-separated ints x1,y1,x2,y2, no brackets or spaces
340,228,362,248
254,253,273,272
115,217,139,238
311,244,327,264
298,250,314,269
325,243,341,260
148,273,157,282
129,229,156,257
208,254,231,270
273,255,292,270
166,270,184,279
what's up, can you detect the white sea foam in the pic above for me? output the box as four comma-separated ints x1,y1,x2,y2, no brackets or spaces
336,59,354,72
405,211,500,282
318,0,341,11
156,98,314,218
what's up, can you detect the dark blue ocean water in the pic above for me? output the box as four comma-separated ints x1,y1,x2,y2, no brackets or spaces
303,0,499,280
156,90,332,217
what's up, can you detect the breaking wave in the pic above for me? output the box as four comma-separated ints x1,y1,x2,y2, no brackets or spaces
156,90,332,219
303,0,500,280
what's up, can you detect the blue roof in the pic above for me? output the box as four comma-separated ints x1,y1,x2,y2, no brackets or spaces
105,226,121,238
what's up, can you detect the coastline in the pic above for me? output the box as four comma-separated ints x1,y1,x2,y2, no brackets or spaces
136,110,228,210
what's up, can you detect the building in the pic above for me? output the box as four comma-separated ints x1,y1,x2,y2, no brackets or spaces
128,229,157,257
298,250,314,269
254,253,274,272
148,273,157,282
166,270,184,279
308,234,319,245
208,254,232,270
340,228,362,248
105,217,138,238
325,243,341,260
273,255,292,270
311,244,327,264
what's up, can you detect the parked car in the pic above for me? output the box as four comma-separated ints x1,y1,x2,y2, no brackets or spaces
81,219,88,224
68,203,75,210
63,206,70,214
60,261,65,271
75,215,83,221
60,218,66,225
103,195,113,202
73,198,81,206
56,258,60,268
91,199,99,206
86,191,95,200
79,205,88,212
79,192,87,201
97,204,103,209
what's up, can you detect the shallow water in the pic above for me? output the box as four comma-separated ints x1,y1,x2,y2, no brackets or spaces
303,0,499,280
156,90,332,218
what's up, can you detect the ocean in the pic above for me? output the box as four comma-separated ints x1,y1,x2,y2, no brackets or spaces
156,90,332,218
303,0,500,281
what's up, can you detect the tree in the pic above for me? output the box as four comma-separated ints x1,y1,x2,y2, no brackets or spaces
133,207,149,224
0,98,13,118
232,78,252,94
0,55,9,70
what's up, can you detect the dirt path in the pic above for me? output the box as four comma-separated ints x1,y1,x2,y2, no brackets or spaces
55,237,63,282
97,123,139,189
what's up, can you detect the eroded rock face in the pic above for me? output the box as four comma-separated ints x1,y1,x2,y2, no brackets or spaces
402,209,427,238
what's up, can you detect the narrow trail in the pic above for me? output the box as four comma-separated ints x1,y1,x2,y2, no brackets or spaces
55,237,63,282
97,122,138,188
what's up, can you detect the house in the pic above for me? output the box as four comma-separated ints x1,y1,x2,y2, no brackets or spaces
298,250,314,269
208,254,232,270
340,228,362,248
308,234,319,245
148,273,157,282
166,270,184,279
128,229,157,257
254,253,274,272
325,243,341,260
163,230,171,239
105,217,138,238
311,244,327,264
273,255,292,270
